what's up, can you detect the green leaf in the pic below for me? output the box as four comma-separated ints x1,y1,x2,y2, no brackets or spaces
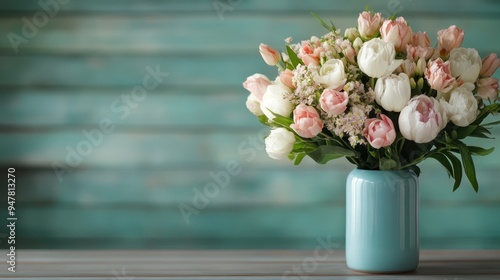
292,141,317,154
481,119,500,127
444,131,453,143
294,153,306,165
293,142,306,150
443,151,463,191
270,113,293,128
455,125,477,139
310,12,336,32
379,157,397,170
257,114,269,126
346,157,357,165
456,141,479,192
473,103,500,125
286,45,302,68
429,152,453,178
328,19,337,32
467,146,495,156
469,126,492,138
367,148,377,158
307,145,358,164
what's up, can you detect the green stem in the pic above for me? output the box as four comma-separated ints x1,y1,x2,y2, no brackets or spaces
398,138,406,154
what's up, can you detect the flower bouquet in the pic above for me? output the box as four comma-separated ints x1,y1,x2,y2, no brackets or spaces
243,10,500,192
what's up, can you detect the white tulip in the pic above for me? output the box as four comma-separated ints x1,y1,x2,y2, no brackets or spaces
344,28,359,42
357,38,403,78
399,95,447,143
441,83,478,127
313,59,347,89
260,84,293,120
265,128,296,160
353,37,363,52
375,73,411,112
449,48,482,83
245,94,263,116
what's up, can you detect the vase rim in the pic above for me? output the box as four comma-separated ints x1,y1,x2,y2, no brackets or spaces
352,168,416,175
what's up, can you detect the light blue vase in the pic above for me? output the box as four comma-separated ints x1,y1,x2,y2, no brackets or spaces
346,168,419,273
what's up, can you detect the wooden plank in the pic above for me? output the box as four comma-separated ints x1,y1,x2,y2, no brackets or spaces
11,203,500,240
0,54,275,87
0,130,284,168
0,250,499,278
0,47,497,88
0,87,258,128
4,89,500,129
1,130,499,168
15,205,346,239
420,205,500,239
14,236,500,250
11,164,500,205
1,0,499,15
13,168,348,205
15,236,327,250
0,15,499,54
0,15,325,54
419,148,500,195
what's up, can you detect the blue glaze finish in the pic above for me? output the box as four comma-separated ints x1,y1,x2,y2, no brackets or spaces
346,168,419,273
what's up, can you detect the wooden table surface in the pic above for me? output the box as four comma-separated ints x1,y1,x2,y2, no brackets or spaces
1,250,499,279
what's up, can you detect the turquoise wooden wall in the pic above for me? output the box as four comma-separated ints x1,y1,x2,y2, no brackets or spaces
1,0,499,249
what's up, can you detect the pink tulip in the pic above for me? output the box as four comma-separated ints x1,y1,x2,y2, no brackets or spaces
259,43,280,66
299,41,314,55
406,45,434,61
480,53,500,77
362,114,396,149
301,54,320,66
406,32,434,61
342,44,357,65
357,11,384,39
437,25,464,57
279,69,295,89
319,89,348,116
290,104,323,138
242,73,272,101
412,32,431,48
298,41,321,66
477,77,499,100
380,17,413,52
425,58,457,94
